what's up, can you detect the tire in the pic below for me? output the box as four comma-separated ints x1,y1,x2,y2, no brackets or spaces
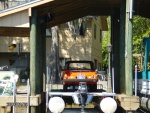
93,84,97,92
89,84,97,92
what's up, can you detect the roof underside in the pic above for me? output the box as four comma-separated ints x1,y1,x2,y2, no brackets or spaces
0,0,150,37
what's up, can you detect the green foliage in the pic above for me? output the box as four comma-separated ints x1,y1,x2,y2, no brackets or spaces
102,17,110,70
132,16,150,68
102,16,150,70
133,16,150,54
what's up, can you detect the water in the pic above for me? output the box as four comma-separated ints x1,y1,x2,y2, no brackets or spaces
62,108,144,113
62,108,100,113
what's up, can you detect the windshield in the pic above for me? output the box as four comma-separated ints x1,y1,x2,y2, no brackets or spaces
68,62,92,70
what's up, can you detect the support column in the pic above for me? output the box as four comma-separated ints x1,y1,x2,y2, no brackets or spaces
40,25,46,113
42,28,46,92
120,0,126,94
36,18,44,94
30,8,44,113
111,8,120,93
125,0,133,96
30,8,37,96
30,8,37,113
35,16,46,113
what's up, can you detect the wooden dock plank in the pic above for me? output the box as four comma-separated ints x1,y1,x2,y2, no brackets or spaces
0,94,41,106
115,94,140,111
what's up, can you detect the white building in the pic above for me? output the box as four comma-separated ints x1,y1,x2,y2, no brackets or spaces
0,1,107,70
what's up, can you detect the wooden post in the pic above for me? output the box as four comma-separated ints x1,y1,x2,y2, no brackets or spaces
30,8,38,113
120,0,126,94
0,107,6,113
30,8,37,96
111,8,120,93
36,17,43,94
30,12,47,113
42,27,46,92
125,0,133,96
41,25,46,113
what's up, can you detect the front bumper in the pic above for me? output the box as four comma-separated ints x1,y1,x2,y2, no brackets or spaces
63,79,98,82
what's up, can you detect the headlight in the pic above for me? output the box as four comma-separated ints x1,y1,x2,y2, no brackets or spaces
69,76,75,79
87,76,92,79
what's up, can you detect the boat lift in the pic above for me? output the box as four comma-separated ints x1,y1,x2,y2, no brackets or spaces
48,82,117,113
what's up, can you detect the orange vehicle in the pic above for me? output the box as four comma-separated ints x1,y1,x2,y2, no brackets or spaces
61,60,98,92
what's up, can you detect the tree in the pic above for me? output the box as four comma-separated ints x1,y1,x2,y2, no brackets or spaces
132,16,150,68
102,17,111,70
133,16,150,54
102,16,150,70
